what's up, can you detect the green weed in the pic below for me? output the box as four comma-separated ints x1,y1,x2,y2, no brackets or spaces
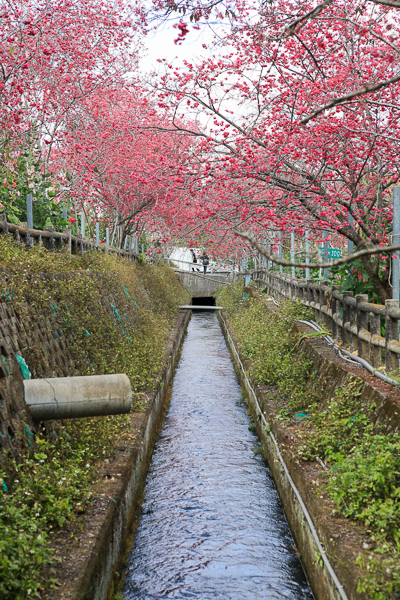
216,282,315,413
217,281,400,598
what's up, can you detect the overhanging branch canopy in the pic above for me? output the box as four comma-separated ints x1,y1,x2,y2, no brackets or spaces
234,229,400,270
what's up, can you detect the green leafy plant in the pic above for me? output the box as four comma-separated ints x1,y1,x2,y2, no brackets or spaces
298,378,372,462
0,141,68,231
328,433,400,599
217,280,400,598
216,282,315,413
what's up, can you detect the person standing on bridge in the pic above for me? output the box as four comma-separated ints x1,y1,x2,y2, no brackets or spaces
201,252,209,274
190,249,200,272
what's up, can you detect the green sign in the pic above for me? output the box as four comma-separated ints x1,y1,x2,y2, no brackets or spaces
318,247,342,259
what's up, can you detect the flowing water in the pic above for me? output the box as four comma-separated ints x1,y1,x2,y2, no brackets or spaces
123,312,314,600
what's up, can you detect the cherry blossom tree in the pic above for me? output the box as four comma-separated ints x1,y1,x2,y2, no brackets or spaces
148,0,400,301
0,0,137,144
0,0,140,226
4,0,400,301
55,87,198,246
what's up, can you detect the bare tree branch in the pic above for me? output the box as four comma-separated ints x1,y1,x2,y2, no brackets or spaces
116,197,154,226
301,73,400,125
286,0,335,36
234,229,399,269
367,0,400,7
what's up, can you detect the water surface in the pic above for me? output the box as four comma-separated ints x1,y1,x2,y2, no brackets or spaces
123,313,314,600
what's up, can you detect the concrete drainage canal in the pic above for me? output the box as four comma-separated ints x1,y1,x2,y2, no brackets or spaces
122,312,314,600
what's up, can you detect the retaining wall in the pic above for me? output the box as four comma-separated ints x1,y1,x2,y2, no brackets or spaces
0,270,143,453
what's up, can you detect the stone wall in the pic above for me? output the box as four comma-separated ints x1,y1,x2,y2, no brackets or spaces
0,270,144,453
0,284,74,452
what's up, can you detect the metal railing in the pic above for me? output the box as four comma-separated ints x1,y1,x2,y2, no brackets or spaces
0,213,137,261
165,258,234,274
250,269,400,372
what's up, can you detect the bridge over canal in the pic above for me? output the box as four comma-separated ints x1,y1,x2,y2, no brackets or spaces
172,268,235,297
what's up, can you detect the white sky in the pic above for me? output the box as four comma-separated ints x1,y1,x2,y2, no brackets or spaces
138,23,233,133
138,22,245,138
139,23,220,73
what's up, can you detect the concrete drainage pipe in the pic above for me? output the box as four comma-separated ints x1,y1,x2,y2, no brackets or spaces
24,374,132,421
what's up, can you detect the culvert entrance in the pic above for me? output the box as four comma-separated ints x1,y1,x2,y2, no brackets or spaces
122,313,314,600
192,296,216,306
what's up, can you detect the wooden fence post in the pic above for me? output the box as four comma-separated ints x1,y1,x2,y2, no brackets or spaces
356,294,369,360
385,299,400,372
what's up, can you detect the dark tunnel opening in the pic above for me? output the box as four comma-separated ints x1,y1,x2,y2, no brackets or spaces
192,297,216,306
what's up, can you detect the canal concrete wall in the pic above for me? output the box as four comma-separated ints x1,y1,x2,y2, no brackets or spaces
44,309,191,600
173,269,233,297
218,311,397,600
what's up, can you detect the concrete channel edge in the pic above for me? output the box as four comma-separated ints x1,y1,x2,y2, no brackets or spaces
50,309,191,600
218,311,348,600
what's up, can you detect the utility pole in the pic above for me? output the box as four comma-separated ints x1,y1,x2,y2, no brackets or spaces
26,194,33,229
291,232,295,278
323,230,329,279
393,188,400,300
62,206,67,232
278,230,283,274
305,230,310,280
348,213,354,254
